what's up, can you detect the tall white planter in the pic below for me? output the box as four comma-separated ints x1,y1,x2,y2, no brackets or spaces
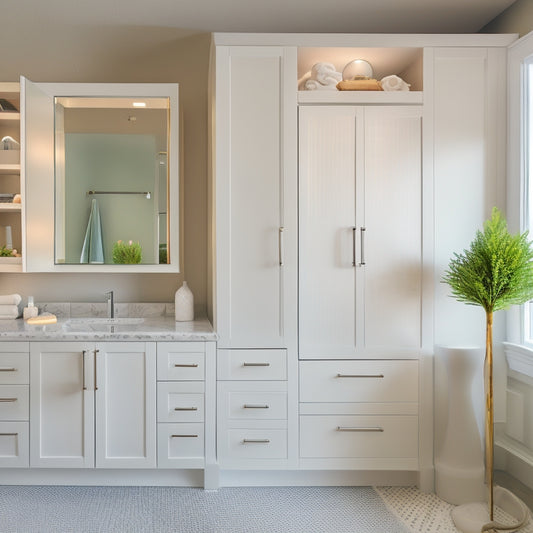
434,345,485,505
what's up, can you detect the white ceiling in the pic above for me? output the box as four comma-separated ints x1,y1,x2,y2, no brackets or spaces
3,0,517,35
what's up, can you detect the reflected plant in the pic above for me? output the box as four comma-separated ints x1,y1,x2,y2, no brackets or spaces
112,240,142,264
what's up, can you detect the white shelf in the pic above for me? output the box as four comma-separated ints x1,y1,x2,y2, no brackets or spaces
0,112,20,122
0,204,21,212
0,164,20,175
298,90,423,105
0,256,22,272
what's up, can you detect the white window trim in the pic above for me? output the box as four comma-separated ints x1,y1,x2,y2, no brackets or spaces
508,31,533,347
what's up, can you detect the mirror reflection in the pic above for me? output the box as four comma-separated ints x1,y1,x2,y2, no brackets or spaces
54,96,169,265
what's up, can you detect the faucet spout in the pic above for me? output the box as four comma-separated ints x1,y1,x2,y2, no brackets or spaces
105,291,114,318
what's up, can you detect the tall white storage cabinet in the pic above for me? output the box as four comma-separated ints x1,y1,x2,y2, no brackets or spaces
299,105,422,359
212,42,298,468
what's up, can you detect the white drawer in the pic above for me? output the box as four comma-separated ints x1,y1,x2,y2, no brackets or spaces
157,344,205,381
219,428,287,460
218,349,287,380
157,382,204,423
0,421,29,467
299,415,418,459
0,385,29,421
157,423,204,468
299,360,418,403
218,382,287,421
0,353,29,385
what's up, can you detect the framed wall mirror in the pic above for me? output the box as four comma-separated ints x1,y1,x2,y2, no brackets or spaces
22,78,180,272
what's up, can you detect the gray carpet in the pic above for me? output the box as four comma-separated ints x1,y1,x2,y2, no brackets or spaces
0,486,410,533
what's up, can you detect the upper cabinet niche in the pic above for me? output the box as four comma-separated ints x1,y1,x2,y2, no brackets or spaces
23,78,180,272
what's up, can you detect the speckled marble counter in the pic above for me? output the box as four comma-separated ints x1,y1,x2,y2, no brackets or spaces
0,302,216,341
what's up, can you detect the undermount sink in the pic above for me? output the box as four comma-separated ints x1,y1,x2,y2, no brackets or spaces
64,317,145,328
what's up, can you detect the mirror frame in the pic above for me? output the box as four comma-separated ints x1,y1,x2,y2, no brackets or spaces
22,77,181,273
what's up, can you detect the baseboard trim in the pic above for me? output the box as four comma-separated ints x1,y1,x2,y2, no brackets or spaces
219,469,418,487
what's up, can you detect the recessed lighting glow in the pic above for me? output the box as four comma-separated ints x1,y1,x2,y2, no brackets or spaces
133,102,146,107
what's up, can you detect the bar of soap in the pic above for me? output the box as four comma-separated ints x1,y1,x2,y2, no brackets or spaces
26,314,57,325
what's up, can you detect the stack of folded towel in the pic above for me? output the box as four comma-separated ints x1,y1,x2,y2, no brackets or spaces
0,294,22,319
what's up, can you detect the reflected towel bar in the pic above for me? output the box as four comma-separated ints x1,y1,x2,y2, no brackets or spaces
87,191,152,199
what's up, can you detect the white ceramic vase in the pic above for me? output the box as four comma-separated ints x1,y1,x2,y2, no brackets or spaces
434,345,485,505
175,281,194,322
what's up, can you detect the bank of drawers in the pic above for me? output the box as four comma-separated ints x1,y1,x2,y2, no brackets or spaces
0,345,30,467
217,349,288,466
156,342,205,468
299,359,419,470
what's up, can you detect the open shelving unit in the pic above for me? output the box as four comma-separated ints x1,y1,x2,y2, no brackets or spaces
0,82,23,271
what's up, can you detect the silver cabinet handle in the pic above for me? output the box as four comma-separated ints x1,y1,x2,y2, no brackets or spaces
336,373,384,378
0,432,18,436
171,434,198,438
336,426,384,432
242,439,270,444
82,350,87,391
352,227,357,266
243,404,269,409
279,227,285,266
94,349,99,391
0,398,17,402
0,367,16,372
359,226,366,266
174,407,198,411
174,363,199,368
242,362,270,367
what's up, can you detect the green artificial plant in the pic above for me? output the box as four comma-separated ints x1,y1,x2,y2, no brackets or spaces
443,207,533,520
112,240,142,264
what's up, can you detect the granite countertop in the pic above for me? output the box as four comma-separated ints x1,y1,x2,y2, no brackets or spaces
0,304,217,342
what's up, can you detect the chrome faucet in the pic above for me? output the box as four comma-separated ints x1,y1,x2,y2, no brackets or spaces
105,291,114,318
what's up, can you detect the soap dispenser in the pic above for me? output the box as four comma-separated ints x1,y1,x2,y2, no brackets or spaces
23,296,38,320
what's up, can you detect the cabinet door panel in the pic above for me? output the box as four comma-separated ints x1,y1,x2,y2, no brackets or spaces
299,106,362,358
363,107,422,350
96,342,156,468
30,342,94,468
216,46,296,348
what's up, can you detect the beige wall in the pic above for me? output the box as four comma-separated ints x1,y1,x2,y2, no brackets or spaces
481,0,533,36
0,29,211,310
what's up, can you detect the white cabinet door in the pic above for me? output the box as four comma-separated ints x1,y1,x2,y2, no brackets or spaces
362,106,422,351
215,45,297,349
299,106,422,359
30,342,95,468
95,342,156,468
299,106,362,358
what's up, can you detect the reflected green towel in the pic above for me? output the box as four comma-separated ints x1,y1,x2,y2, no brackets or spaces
80,199,104,264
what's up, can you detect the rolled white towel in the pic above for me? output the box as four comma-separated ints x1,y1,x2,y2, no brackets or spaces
305,79,338,91
311,62,342,85
0,293,21,305
0,304,21,319
380,75,410,92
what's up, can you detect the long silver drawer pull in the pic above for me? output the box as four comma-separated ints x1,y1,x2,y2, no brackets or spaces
174,363,199,368
94,349,99,391
0,398,17,402
242,439,270,444
171,434,198,438
279,226,285,267
337,426,384,432
359,226,366,266
0,368,16,372
352,227,357,266
174,407,198,411
243,404,269,409
0,433,18,437
242,362,270,367
336,373,384,378
82,350,87,391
